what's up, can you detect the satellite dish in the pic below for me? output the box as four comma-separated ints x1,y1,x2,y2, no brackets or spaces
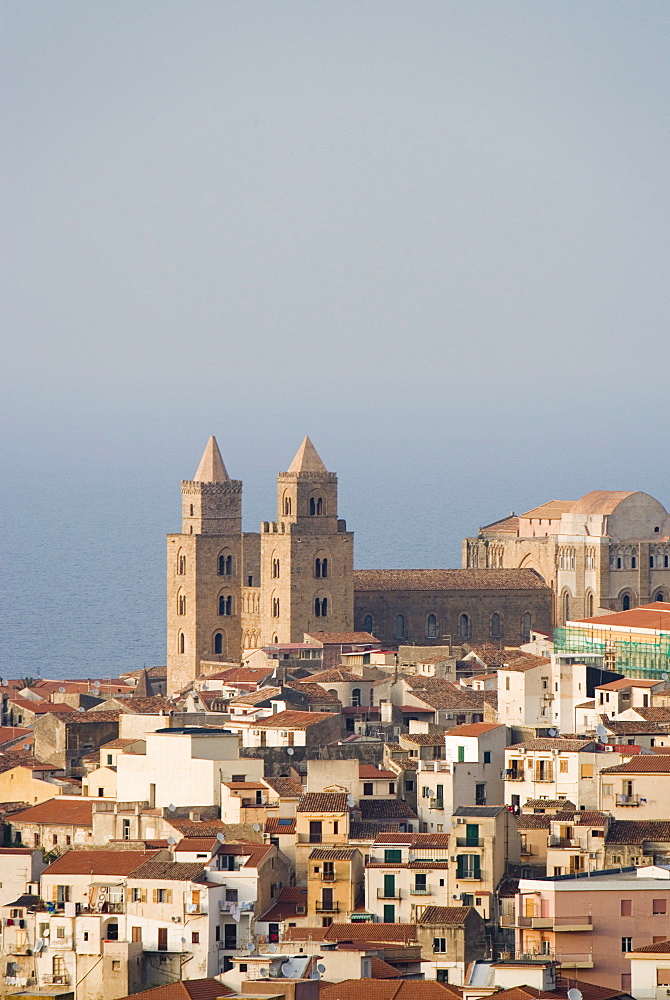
547,728,558,737
248,943,256,954
59,687,66,694
77,706,86,713
317,964,326,973
425,788,434,798
269,944,278,954
286,747,295,756
596,724,608,741
281,962,297,978
23,744,31,751
260,968,269,978
663,672,669,681
216,832,225,843
93,681,100,688
568,990,583,1000
167,836,176,845
347,793,355,809
252,823,261,832
180,936,186,944
167,803,175,812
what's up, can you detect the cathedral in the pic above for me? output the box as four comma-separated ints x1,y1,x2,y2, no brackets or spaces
167,436,354,694
167,436,557,696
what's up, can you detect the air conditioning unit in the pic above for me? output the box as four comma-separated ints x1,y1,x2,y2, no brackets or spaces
604,745,614,752
457,818,466,824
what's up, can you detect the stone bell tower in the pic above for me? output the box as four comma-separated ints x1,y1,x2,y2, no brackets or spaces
259,437,354,645
167,437,243,695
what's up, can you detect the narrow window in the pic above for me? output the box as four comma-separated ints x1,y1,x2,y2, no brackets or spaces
521,612,532,642
178,632,185,654
214,632,224,655
315,558,321,578
650,555,656,568
219,595,226,615
657,592,665,602
218,555,225,575
310,498,316,515
272,598,280,618
321,597,327,616
394,615,405,639
490,613,502,639
316,497,323,515
321,558,328,578
315,597,321,617
427,614,437,639
665,555,669,569
363,614,373,633
189,504,194,516
632,555,637,569
459,614,470,640
622,594,631,611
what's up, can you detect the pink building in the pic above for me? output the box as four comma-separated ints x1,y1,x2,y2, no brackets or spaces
515,866,670,991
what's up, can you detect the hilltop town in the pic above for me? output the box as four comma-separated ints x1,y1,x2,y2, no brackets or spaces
4,438,670,1000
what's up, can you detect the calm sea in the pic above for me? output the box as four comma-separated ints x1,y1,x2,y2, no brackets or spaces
0,470,493,679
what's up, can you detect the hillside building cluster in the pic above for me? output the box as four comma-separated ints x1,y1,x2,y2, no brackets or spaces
4,437,670,1000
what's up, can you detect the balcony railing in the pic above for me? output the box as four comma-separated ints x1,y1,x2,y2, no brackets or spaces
548,837,580,849
455,869,484,881
42,975,71,986
321,872,336,882
505,770,524,781
456,837,483,847
517,915,593,931
315,901,340,913
409,886,431,895
616,794,640,806
429,798,445,810
377,888,402,899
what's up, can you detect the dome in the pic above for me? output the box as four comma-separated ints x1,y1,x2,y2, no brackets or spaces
569,491,640,516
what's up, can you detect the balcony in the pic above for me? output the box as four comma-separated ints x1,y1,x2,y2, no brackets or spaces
548,837,580,849
456,837,483,848
429,799,445,810
377,889,402,900
557,952,594,969
517,915,593,931
616,794,640,806
42,975,71,986
315,901,340,913
320,872,336,882
455,870,484,882
535,773,554,783
409,886,431,895
505,769,524,781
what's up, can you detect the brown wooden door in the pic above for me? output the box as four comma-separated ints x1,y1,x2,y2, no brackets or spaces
157,927,168,951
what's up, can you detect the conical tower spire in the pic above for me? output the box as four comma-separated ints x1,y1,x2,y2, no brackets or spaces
287,436,327,475
193,436,229,483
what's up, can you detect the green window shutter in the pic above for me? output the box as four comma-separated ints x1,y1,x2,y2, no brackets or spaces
384,849,402,863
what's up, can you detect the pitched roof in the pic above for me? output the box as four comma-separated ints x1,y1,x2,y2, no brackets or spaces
193,436,229,483
297,792,348,813
265,817,296,835
452,805,506,818
319,981,461,1000
360,800,417,820
264,776,302,798
228,687,283,706
324,923,419,943
420,905,474,924
517,815,552,829
113,978,234,1000
287,436,328,474
10,799,94,827
445,723,503,736
309,848,359,860
401,733,445,746
304,632,380,645
174,839,219,854
374,833,450,847
254,710,333,729
630,940,670,953
353,569,550,592
606,820,670,845
600,756,670,774
598,678,660,691
369,958,403,979
520,501,574,519
603,721,670,735
508,739,593,752
129,861,207,882
302,668,363,683
43,850,159,876
500,655,552,672
360,765,398,779
576,605,670,630
258,885,307,922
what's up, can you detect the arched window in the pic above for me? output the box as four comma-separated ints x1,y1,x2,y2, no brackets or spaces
177,554,186,575
586,593,594,617
490,613,502,640
178,632,185,654
272,597,280,618
563,591,570,621
650,555,656,569
178,594,186,616
322,558,328,578
363,614,373,633
352,688,361,707
458,614,470,640
522,612,532,642
622,593,631,611
283,495,292,516
317,497,323,515
427,614,438,639
617,556,622,569
314,597,328,617
310,498,316,515
632,554,637,569
666,555,669,569
219,595,232,616
272,558,280,578
657,592,665,602
394,615,405,639
315,558,321,578
218,555,225,575
273,634,278,644
214,632,224,655
310,496,324,516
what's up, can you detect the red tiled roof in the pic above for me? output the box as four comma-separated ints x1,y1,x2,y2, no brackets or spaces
446,722,502,736
631,940,670,953
598,678,660,691
174,839,219,853
129,861,207,881
370,958,403,979
606,820,670,844
113,978,235,1000
360,800,417,820
304,632,380,645
325,923,419,943
420,905,474,924
508,739,594,752
360,765,397,779
600,756,670,774
319,981,461,1000
354,569,550,592
258,885,307,922
43,850,159,876
374,833,450,847
576,606,670,630
265,817,296,835
254,710,334,729
297,792,348,813
10,799,94,827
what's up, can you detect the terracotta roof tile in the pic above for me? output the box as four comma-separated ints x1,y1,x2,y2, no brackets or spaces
508,739,594,752
10,799,94,827
420,905,474,924
360,765,400,779
254,710,334,729
319,980,460,1000
258,886,307,922
401,733,445,746
43,850,159,876
129,861,207,881
309,848,360,860
600,756,670,774
264,776,302,798
445,723,503,736
354,569,550,592
304,632,380,644
606,820,670,845
114,978,234,1000
631,940,670,953
265,817,296,835
297,792,348,813
360,800,417,820
303,668,364,683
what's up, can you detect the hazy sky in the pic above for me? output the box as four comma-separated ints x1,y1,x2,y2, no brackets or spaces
3,1,670,554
